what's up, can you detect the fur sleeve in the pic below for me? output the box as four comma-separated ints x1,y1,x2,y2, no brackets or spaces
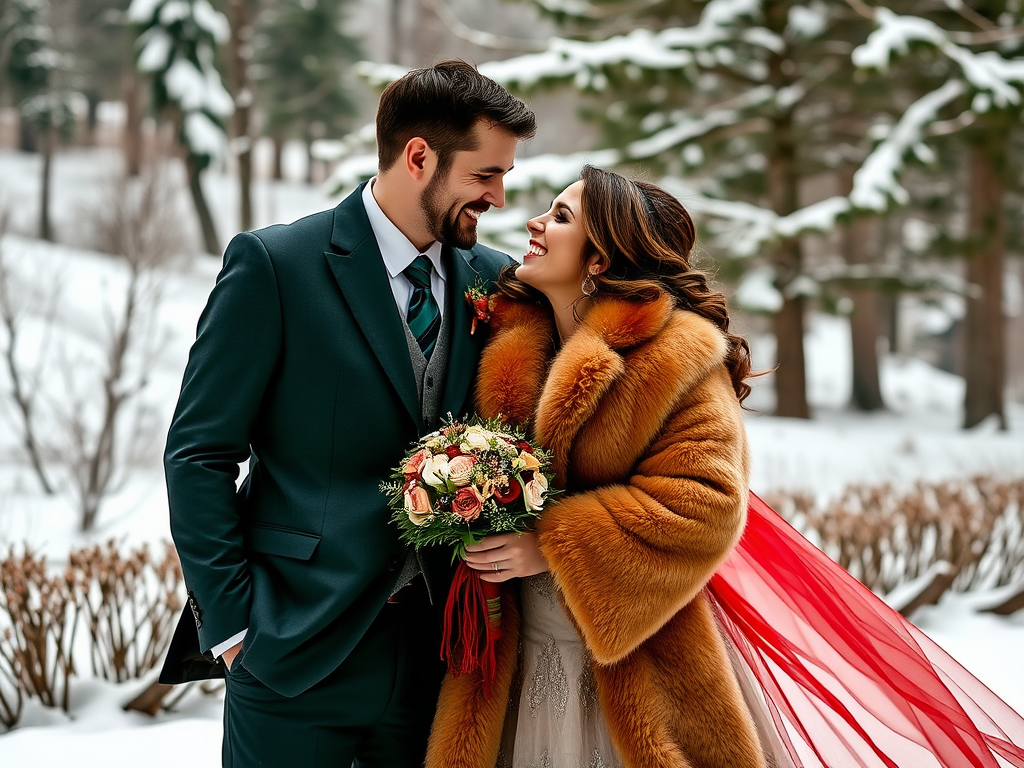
537,368,750,664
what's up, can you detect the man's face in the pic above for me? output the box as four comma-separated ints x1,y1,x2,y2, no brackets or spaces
420,121,518,249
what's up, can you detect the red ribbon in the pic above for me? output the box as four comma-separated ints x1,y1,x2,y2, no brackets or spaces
441,560,504,698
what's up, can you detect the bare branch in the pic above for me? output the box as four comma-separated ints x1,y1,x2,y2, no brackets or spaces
420,0,547,51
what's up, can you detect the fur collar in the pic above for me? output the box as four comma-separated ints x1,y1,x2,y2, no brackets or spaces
476,293,729,486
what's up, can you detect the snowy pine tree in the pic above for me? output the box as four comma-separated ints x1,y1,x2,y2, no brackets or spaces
853,2,1024,429
2,0,77,240
354,0,1022,420
127,0,233,255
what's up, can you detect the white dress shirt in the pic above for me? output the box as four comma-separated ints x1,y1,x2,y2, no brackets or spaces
211,180,447,661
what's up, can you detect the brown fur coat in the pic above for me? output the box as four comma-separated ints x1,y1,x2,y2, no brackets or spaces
426,293,766,768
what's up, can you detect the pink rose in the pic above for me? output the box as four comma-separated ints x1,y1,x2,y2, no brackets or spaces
452,486,484,521
404,485,433,526
523,474,548,512
403,448,431,477
447,455,477,487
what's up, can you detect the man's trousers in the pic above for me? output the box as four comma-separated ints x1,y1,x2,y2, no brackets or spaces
221,580,445,768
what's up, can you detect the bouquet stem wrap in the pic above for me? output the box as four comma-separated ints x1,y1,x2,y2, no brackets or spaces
441,560,504,698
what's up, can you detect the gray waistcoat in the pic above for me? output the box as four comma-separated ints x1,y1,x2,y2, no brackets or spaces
391,295,455,602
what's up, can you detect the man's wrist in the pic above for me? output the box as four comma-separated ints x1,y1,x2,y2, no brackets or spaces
212,628,248,659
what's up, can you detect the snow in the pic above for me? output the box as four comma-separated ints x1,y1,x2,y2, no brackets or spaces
183,112,228,159
135,28,173,73
850,80,964,211
164,55,233,118
787,4,828,39
854,8,1024,107
0,149,1022,759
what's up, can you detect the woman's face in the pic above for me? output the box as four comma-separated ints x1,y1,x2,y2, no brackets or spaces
516,180,595,299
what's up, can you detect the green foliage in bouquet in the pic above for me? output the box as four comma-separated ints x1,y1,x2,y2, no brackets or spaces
380,415,558,559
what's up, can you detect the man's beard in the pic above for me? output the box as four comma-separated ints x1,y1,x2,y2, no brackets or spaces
421,168,480,249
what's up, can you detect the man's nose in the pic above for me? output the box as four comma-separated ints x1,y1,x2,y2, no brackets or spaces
487,180,507,209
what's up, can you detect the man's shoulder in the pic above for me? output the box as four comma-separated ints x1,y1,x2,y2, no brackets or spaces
464,242,515,278
247,208,337,257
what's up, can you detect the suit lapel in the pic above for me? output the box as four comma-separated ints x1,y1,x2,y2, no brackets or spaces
324,185,423,432
439,246,485,419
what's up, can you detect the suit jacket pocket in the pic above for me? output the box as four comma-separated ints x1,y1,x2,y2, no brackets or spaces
245,524,321,560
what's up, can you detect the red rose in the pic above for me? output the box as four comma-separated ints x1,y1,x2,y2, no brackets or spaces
445,445,464,459
516,442,534,454
492,480,521,505
452,486,484,521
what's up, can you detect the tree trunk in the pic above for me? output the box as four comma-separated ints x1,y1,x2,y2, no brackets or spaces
841,167,884,411
765,7,810,419
272,133,284,181
227,0,253,232
39,126,53,242
962,129,1007,430
185,153,220,255
390,0,403,65
122,72,144,177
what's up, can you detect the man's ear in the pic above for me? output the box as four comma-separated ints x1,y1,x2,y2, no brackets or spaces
404,137,434,181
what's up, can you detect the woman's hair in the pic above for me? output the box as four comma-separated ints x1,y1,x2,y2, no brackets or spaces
497,165,754,403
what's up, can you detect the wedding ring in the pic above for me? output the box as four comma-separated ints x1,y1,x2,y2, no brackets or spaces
492,562,500,572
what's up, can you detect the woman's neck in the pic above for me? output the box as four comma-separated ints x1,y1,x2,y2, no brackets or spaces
547,293,589,346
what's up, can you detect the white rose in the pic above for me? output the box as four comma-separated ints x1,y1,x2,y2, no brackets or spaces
460,426,492,452
420,454,451,487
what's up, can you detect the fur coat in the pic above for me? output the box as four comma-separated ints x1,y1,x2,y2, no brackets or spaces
425,292,766,768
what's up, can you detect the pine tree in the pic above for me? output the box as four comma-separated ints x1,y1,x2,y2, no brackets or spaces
127,0,234,255
853,2,1024,430
2,0,76,240
252,0,362,182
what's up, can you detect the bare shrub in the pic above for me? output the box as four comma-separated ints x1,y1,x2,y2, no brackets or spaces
71,541,183,682
773,474,1024,597
0,208,60,495
56,160,184,531
0,548,79,714
0,626,22,730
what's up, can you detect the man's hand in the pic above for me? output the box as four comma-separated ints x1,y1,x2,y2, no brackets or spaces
221,641,243,671
464,532,548,583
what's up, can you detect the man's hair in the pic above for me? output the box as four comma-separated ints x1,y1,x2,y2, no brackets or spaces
376,60,536,175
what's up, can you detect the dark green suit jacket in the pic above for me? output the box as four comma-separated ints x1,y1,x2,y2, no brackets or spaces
161,183,511,697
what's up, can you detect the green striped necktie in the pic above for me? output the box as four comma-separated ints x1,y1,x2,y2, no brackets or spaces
404,254,440,359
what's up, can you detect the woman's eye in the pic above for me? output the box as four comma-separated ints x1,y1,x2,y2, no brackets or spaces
553,212,567,223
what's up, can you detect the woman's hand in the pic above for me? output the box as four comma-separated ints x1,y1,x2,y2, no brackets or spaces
464,532,548,583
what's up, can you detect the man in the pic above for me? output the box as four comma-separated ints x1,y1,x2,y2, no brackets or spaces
160,60,536,767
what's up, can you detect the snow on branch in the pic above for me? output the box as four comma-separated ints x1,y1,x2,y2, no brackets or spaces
850,80,965,211
355,0,779,91
854,8,1024,108
626,86,775,158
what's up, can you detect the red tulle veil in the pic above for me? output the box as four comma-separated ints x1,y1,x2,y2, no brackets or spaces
706,493,1024,768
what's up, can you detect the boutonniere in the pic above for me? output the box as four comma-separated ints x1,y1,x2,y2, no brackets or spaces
464,277,494,335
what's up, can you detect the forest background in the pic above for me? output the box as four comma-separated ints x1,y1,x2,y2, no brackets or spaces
0,0,1022,760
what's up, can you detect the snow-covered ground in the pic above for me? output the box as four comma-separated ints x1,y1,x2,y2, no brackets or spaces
0,148,1021,763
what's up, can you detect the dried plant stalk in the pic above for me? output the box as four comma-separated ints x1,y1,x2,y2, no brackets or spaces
0,547,79,713
774,474,1024,598
70,541,183,683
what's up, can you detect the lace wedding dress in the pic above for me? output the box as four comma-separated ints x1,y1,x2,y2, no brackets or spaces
497,573,624,768
495,573,789,768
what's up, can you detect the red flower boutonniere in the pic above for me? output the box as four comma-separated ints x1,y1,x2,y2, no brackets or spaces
465,278,494,335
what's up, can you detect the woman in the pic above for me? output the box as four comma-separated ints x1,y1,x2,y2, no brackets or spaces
426,166,1024,768
428,164,767,768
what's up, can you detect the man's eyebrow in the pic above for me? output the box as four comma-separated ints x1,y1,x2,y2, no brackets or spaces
476,164,514,174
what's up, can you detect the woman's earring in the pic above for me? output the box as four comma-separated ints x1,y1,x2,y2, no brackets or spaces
581,270,598,297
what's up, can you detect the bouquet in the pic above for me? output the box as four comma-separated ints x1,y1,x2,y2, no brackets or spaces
381,415,557,696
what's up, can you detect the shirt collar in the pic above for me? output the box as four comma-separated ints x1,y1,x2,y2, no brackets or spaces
362,180,445,280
